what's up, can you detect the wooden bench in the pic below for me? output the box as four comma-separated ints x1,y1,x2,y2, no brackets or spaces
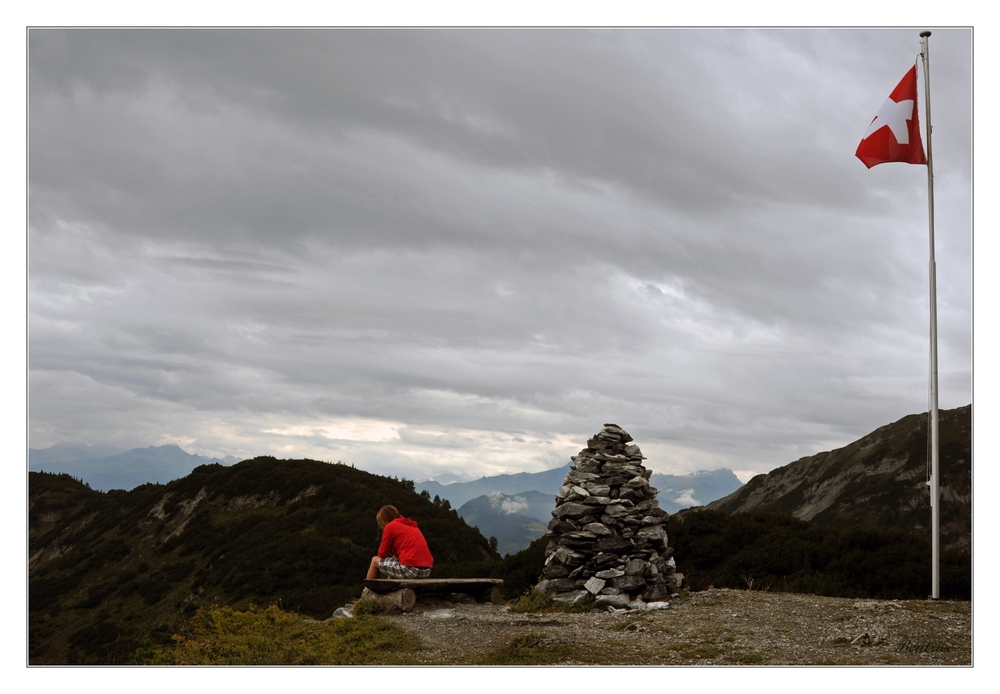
361,578,504,611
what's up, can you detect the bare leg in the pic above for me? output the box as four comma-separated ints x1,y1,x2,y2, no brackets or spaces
366,556,381,580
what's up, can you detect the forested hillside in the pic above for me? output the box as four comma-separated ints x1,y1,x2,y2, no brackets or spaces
29,457,498,664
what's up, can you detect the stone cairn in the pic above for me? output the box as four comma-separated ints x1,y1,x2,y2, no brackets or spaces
535,424,681,610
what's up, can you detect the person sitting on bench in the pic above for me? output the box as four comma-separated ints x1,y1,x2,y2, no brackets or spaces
366,505,434,580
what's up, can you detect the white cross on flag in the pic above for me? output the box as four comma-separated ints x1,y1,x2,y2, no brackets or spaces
855,64,927,168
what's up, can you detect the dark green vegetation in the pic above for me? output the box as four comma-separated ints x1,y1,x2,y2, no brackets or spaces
29,457,498,664
670,509,971,600
472,632,582,665
706,405,971,552
138,604,421,665
440,508,971,608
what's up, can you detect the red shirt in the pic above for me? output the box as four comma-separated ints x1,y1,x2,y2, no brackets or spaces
377,517,434,568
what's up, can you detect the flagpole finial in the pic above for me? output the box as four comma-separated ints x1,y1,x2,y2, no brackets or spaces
921,31,932,37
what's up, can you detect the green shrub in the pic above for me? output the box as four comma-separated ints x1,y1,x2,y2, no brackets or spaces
142,604,421,665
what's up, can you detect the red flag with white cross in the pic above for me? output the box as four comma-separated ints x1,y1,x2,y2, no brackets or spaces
855,65,927,169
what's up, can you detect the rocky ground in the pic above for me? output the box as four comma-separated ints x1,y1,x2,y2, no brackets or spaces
380,588,972,666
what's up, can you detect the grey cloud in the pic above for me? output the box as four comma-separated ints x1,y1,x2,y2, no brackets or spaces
28,28,971,481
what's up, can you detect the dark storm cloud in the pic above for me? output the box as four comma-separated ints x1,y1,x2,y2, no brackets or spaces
28,28,971,480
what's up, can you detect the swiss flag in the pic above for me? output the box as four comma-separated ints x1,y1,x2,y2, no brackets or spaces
856,65,927,168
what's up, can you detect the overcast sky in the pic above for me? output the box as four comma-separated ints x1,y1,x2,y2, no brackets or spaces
27,28,972,484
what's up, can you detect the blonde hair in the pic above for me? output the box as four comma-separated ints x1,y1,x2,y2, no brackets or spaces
376,505,401,529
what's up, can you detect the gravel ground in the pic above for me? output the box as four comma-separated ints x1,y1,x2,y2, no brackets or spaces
381,588,972,666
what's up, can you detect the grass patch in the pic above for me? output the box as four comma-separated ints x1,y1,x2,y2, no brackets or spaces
510,590,595,614
351,599,381,616
664,643,725,660
730,651,767,664
136,604,421,665
474,632,580,665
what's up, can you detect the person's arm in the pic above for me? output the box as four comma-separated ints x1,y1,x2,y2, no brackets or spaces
377,523,394,558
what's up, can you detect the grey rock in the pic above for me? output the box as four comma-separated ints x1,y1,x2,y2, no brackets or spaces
625,476,649,489
595,594,631,610
551,546,588,566
551,590,591,605
584,577,606,594
582,482,611,496
625,559,649,576
329,606,354,619
425,608,458,619
535,580,554,594
613,575,647,592
599,586,622,595
553,502,592,519
595,568,625,579
590,552,619,568
575,459,603,474
636,525,667,542
641,583,671,602
595,535,632,552
547,518,577,534
544,578,581,593
542,563,571,578
582,522,612,536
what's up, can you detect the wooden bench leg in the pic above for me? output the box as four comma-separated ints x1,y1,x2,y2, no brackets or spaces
360,586,416,613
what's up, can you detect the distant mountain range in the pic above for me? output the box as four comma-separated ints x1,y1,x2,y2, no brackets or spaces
421,465,745,555
704,404,971,551
415,466,572,509
28,444,241,492
457,491,551,556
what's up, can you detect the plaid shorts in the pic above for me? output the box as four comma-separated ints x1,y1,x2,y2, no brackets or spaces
378,556,431,579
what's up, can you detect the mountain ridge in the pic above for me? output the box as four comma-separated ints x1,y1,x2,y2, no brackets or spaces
417,465,744,513
703,404,971,551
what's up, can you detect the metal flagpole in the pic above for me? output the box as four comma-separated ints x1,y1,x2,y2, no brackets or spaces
918,30,940,600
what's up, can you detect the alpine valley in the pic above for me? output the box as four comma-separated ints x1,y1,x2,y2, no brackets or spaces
28,405,972,664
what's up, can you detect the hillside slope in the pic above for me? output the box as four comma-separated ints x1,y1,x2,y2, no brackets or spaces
29,457,498,664
705,405,971,550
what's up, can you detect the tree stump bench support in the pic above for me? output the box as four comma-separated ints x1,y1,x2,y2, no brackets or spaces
362,578,503,609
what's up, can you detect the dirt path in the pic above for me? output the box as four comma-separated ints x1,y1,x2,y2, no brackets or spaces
382,588,972,665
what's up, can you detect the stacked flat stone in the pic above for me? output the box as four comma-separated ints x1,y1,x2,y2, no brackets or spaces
535,424,681,609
